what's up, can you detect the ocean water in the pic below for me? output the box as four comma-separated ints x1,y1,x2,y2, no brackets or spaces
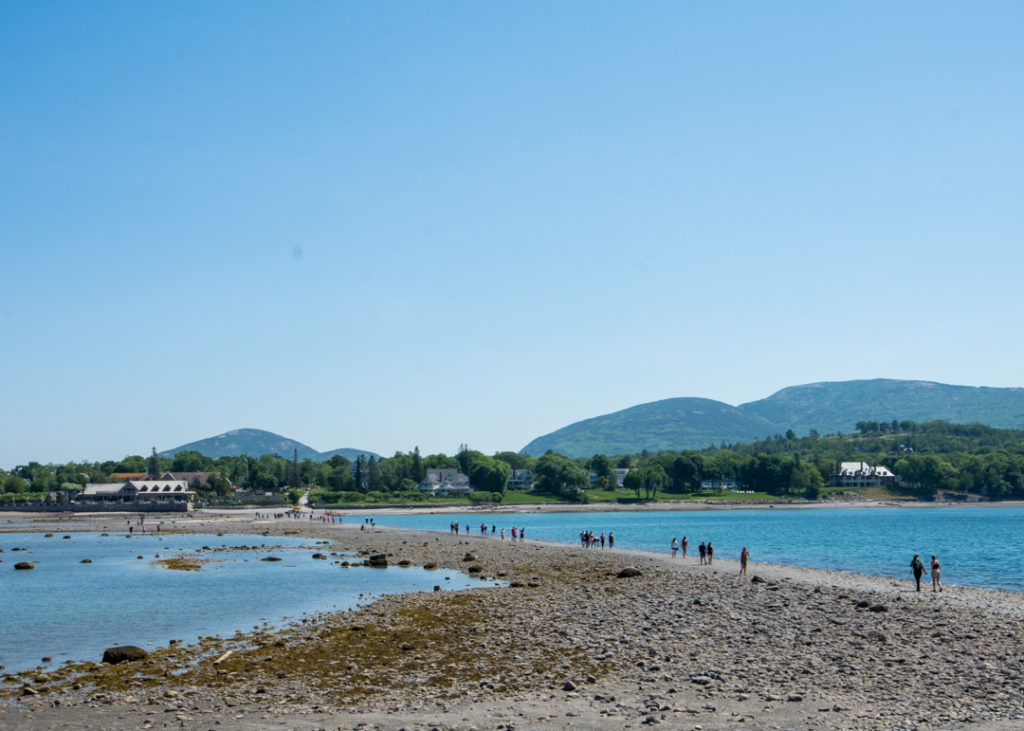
366,505,1024,594
0,531,496,674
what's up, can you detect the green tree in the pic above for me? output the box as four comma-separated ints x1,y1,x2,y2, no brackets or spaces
204,473,231,497
3,473,28,494
642,464,668,501
623,468,644,501
171,450,212,472
669,453,703,493
586,454,616,489
412,447,425,482
354,455,367,493
534,453,589,498
466,455,512,493
367,456,385,492
494,451,528,470
148,447,161,478
114,455,147,473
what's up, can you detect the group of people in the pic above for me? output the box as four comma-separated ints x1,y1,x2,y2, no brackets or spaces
669,537,751,575
579,530,613,548
669,536,716,564
126,517,160,534
909,553,943,592
450,522,526,541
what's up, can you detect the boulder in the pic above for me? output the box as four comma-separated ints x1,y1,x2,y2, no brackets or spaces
102,646,148,664
14,562,35,570
367,554,388,567
617,566,642,578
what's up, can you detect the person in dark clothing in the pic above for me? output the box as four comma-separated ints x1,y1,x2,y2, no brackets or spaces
910,553,928,591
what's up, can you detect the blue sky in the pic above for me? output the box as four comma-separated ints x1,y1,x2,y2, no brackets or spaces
2,2,1022,468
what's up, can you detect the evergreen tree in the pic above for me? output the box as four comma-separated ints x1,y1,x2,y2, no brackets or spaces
412,446,425,482
147,447,160,478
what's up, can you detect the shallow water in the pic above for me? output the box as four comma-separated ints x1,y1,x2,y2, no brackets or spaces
0,531,495,674
368,505,1024,593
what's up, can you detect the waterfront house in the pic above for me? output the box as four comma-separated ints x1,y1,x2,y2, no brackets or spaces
80,479,195,503
831,462,897,488
700,477,741,492
507,469,534,491
418,469,472,496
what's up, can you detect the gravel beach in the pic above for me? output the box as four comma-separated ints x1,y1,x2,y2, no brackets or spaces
2,508,1023,730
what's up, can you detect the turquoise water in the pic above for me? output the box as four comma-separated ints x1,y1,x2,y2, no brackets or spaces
366,506,1024,594
0,532,495,674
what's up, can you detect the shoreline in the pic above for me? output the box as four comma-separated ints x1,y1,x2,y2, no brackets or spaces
4,502,1023,596
2,510,1024,729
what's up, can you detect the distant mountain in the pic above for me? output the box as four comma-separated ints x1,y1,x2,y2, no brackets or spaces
738,379,1024,437
520,398,779,458
316,447,381,462
159,429,380,462
522,380,1024,458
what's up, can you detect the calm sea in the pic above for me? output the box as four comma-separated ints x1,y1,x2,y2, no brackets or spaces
0,531,495,675
366,505,1024,594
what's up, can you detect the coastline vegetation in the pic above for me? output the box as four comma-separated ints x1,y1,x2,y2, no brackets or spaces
2,419,1022,508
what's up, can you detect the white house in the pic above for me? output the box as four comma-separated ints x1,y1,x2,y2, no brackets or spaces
418,468,472,496
832,462,896,487
700,477,741,492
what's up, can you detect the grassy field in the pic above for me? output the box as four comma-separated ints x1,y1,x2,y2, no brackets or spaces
264,485,910,510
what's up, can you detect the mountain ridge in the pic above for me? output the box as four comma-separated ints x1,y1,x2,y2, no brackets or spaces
521,379,1024,458
159,428,380,462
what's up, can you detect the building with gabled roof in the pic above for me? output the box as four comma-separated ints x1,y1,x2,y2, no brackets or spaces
160,471,219,489
418,468,472,496
832,462,897,487
80,479,195,503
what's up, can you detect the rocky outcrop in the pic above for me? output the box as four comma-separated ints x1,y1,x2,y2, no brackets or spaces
101,646,148,664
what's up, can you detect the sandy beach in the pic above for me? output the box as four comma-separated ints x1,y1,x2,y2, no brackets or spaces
2,508,1023,730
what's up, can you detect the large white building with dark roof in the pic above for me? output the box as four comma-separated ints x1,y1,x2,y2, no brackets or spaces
80,479,195,503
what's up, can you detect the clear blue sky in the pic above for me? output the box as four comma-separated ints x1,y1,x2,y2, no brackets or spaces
2,2,1022,468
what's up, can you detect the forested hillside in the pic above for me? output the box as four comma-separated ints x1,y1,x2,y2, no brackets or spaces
522,379,1024,457
520,397,778,457
738,379,1024,437
159,428,378,462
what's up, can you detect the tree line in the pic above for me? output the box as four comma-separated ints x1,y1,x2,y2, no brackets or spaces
3,420,1023,504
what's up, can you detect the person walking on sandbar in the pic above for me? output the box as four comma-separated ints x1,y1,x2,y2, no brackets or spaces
910,553,928,592
931,555,943,592
740,546,749,575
